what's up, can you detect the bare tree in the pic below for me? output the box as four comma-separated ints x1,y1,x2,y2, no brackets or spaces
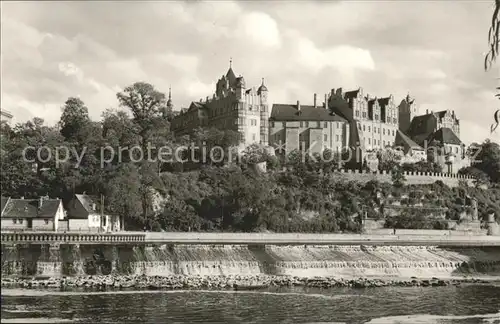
485,0,500,70
485,1,500,133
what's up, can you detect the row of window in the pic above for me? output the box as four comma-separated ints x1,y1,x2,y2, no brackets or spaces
359,124,396,137
355,110,397,124
273,134,343,144
366,138,393,147
270,121,343,129
12,219,49,225
324,134,341,142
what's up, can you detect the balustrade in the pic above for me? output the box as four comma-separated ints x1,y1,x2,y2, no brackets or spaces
1,232,145,244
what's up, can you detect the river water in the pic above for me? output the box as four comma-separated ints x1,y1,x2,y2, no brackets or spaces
2,285,500,323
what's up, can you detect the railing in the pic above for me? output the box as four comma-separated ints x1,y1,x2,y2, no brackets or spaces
1,232,145,244
143,232,500,246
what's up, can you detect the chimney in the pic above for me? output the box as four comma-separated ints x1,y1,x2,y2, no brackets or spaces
297,100,301,111
314,93,317,108
426,109,429,114
20,196,24,200
324,94,328,109
39,196,44,209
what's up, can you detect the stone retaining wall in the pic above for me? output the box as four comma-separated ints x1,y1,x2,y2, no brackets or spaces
335,169,474,187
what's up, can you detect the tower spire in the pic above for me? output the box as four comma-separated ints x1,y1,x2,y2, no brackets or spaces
166,85,173,116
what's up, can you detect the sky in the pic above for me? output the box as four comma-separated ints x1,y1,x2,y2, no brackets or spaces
1,0,499,145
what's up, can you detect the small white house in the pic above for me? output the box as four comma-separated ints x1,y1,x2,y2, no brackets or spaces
66,194,123,232
0,196,64,231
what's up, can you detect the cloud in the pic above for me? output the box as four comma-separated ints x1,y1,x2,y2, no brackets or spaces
185,80,215,100
286,29,375,74
58,62,83,79
239,12,281,48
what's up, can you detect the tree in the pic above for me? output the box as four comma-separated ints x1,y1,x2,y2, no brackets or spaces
116,82,170,152
59,97,91,142
458,166,490,187
402,160,442,173
377,148,402,172
485,0,500,70
391,166,406,188
472,139,500,183
159,198,205,231
105,164,143,230
485,1,499,132
190,127,241,165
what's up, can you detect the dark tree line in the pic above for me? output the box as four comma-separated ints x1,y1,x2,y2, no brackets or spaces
1,81,499,233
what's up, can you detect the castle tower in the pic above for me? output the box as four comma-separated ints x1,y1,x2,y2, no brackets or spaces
235,76,246,102
398,93,417,133
164,86,173,118
226,58,237,89
258,78,269,145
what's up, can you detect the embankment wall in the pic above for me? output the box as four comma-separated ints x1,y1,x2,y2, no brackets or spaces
334,169,474,187
2,243,499,279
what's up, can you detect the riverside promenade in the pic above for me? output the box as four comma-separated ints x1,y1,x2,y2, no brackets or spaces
1,231,500,246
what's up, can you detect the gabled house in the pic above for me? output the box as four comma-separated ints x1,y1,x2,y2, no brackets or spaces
0,196,65,231
66,194,123,232
269,98,349,155
394,130,426,162
426,127,469,173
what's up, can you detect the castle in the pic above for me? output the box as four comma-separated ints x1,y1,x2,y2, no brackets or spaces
170,62,469,173
326,87,468,173
170,60,269,148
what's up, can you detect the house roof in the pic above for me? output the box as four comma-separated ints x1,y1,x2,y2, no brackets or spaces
407,114,437,144
75,194,102,214
1,198,61,219
377,97,391,107
187,102,206,112
427,127,462,145
270,104,347,122
344,89,360,100
395,130,423,150
1,196,9,214
434,110,447,118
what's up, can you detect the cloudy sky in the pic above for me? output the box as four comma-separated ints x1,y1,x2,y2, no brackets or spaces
1,1,499,144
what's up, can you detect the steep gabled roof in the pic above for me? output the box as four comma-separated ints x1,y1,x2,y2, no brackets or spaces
434,110,447,119
427,127,462,145
75,194,102,214
1,198,61,219
187,102,206,112
377,97,391,107
225,67,237,87
270,104,347,122
1,196,9,215
395,130,424,150
407,113,437,144
344,89,360,100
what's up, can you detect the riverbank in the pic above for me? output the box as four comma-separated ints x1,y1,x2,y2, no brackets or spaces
2,274,498,291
